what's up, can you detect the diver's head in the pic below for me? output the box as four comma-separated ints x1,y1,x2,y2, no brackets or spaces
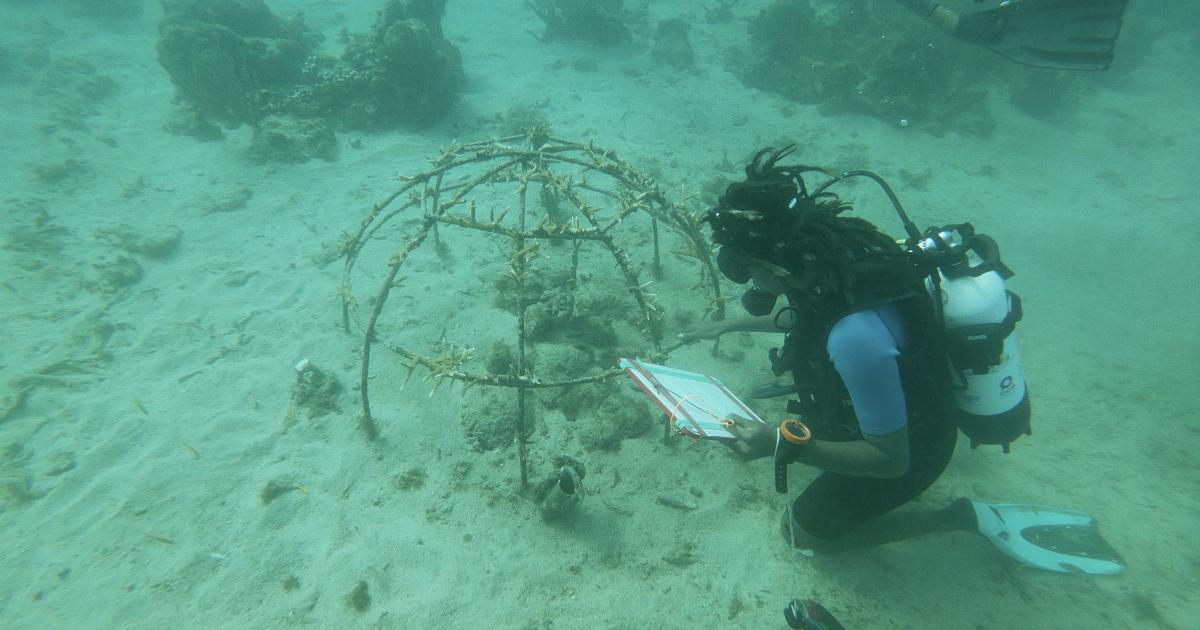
707,147,915,317
706,147,808,265
705,146,834,313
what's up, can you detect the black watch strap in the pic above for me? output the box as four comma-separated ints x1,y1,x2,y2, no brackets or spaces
774,455,789,493
774,429,789,493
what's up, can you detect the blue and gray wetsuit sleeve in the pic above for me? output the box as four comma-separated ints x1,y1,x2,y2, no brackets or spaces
893,0,941,18
827,307,909,436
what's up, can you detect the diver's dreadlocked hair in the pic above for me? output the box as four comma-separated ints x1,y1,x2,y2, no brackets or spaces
705,146,904,303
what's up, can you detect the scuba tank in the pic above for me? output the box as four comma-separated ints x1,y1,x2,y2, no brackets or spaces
916,225,1032,452
809,171,1032,452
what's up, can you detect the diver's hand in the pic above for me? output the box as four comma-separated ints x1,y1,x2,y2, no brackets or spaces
677,320,729,344
952,2,1013,46
926,4,961,35
722,414,776,461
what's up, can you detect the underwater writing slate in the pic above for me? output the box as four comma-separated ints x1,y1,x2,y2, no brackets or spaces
619,358,765,440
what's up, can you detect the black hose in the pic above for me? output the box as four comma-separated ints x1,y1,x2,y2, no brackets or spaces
811,170,923,243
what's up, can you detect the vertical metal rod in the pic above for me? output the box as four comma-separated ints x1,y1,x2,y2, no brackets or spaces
514,177,531,489
651,217,663,280
568,240,580,317
430,173,444,246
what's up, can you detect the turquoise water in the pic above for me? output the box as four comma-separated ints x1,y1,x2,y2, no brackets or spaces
1,1,1196,628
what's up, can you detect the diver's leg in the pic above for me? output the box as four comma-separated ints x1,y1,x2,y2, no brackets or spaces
795,497,977,552
783,420,961,551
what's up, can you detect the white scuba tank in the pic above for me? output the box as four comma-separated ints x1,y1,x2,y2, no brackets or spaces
920,229,1032,451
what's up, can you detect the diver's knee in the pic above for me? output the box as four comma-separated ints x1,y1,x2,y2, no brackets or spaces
780,509,832,550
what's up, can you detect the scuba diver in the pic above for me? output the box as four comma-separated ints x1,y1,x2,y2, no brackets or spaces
683,146,970,552
895,0,1129,71
680,146,1124,628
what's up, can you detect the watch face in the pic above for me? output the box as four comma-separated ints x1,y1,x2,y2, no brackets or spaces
783,420,810,443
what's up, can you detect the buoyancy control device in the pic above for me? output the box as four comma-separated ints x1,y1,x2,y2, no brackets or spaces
811,172,1032,451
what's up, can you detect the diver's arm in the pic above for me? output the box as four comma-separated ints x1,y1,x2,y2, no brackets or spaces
787,428,910,479
725,418,910,478
894,0,960,35
678,305,793,341
721,309,915,477
781,308,911,478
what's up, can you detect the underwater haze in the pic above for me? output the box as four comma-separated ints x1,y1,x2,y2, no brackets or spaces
1,0,1197,628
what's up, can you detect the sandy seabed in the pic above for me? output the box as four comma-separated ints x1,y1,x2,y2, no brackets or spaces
1,1,1197,628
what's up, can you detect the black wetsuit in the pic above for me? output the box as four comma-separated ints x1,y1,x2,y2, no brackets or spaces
782,294,957,539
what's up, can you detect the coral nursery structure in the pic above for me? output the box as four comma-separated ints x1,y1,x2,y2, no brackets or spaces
340,135,723,485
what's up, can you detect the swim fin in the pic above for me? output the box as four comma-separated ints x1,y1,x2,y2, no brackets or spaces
955,0,1129,71
970,500,1125,575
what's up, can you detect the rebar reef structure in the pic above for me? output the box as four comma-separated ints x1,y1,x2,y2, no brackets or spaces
339,134,725,486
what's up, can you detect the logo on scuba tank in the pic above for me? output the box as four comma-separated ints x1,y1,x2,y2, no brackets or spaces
1000,375,1014,391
